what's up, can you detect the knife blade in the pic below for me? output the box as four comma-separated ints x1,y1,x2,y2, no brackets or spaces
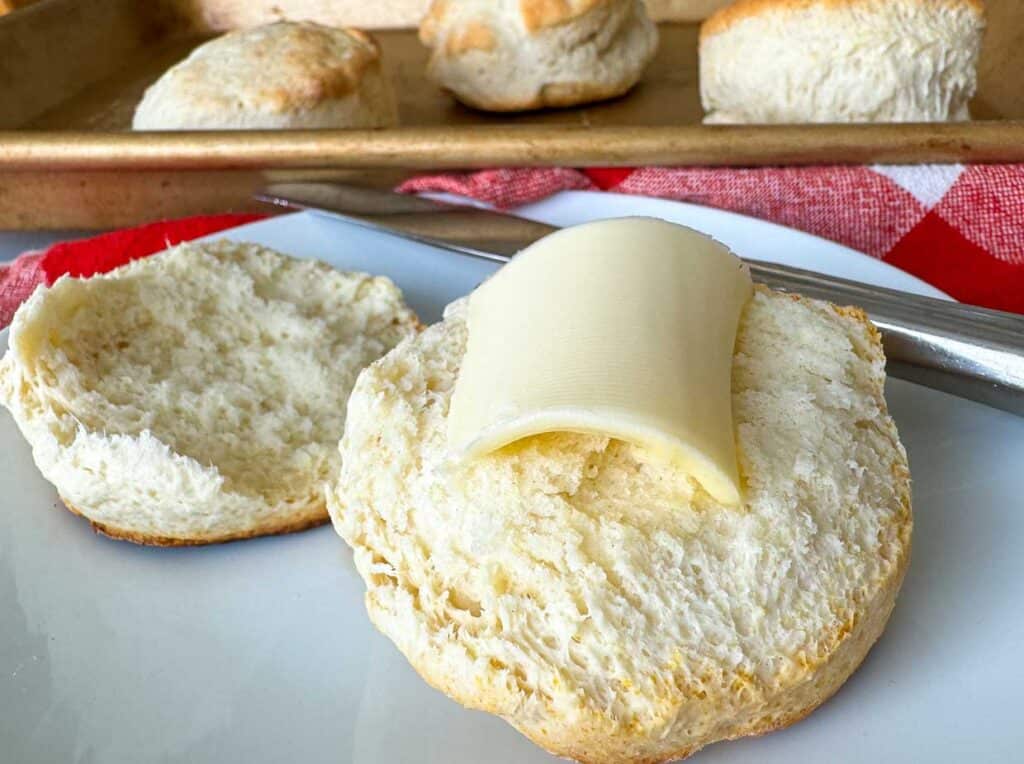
256,182,1024,416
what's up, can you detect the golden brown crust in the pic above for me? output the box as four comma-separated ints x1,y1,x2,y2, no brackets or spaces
181,23,383,113
419,0,449,46
518,0,611,32
448,76,637,112
62,500,328,547
443,20,498,56
538,79,638,108
269,25,380,108
772,289,882,348
700,0,986,41
422,0,617,48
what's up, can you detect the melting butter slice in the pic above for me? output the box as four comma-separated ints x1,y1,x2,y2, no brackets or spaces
447,217,753,506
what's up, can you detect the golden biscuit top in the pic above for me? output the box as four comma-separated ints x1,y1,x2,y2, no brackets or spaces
168,21,382,113
700,0,985,41
420,0,619,51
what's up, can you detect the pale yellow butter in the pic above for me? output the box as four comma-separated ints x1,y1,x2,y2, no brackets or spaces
447,217,753,506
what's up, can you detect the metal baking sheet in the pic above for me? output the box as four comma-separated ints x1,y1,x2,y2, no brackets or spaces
0,0,1021,228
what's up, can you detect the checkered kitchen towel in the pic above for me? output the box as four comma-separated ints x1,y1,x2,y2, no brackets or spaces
2,164,1023,329
0,215,262,329
400,164,1024,313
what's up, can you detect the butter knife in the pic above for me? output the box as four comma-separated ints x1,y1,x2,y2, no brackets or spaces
256,182,1024,416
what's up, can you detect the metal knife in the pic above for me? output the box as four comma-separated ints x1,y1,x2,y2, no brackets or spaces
256,182,1024,416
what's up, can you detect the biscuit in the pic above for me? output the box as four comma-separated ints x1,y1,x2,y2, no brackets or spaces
133,21,398,130
700,0,986,123
420,0,659,111
328,288,912,762
0,240,419,545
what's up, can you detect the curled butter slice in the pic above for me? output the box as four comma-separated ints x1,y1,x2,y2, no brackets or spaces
447,217,752,506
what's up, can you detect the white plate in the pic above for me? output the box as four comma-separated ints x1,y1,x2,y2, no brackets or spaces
2,193,1021,764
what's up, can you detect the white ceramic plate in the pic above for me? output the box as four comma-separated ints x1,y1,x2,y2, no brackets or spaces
2,194,1021,764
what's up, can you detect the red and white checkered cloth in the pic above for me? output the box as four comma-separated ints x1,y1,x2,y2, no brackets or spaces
0,214,263,329
2,164,1023,329
400,164,1024,313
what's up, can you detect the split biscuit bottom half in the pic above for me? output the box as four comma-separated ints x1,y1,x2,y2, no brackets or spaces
328,289,912,763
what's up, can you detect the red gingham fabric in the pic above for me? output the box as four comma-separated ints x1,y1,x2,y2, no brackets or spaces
0,253,46,330
399,164,1024,313
3,165,1024,328
402,167,597,209
0,214,263,330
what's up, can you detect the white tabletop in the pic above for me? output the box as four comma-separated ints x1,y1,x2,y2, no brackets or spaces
3,206,1023,763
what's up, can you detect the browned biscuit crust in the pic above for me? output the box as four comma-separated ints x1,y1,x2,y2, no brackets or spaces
62,500,329,547
701,0,985,41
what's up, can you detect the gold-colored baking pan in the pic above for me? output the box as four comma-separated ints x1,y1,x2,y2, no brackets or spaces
1,0,1022,229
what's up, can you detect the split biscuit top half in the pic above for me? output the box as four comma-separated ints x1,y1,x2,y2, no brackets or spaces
0,240,418,545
